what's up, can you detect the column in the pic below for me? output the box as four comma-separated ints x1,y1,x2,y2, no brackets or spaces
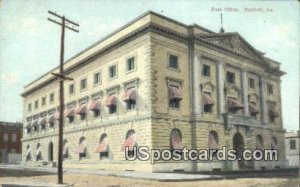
241,70,249,116
259,76,268,125
217,62,225,119
193,55,201,115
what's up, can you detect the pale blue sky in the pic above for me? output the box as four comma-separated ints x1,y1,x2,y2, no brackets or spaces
0,0,298,131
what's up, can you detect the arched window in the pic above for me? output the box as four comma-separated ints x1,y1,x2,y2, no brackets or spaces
36,143,42,161
271,137,277,150
122,129,137,157
95,133,109,160
78,137,86,160
208,131,219,158
26,145,31,161
170,128,183,151
256,135,264,150
63,139,69,159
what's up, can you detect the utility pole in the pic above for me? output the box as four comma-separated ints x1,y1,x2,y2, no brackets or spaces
47,10,79,184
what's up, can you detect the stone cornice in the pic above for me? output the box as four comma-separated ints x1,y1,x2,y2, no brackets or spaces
22,21,284,97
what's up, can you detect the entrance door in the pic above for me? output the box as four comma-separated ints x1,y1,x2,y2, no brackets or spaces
233,132,245,169
48,142,53,162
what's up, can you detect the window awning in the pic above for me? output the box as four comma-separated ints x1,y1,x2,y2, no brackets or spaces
89,100,101,111
249,103,259,115
77,143,86,154
208,133,218,149
169,86,183,100
203,93,214,106
25,122,32,127
227,97,244,110
95,137,108,153
171,132,184,150
105,95,117,107
122,134,136,151
47,115,55,123
76,104,87,114
32,120,38,126
269,108,279,118
38,117,46,126
122,89,137,102
64,108,75,117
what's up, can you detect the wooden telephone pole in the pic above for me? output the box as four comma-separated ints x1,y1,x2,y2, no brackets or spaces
47,10,79,184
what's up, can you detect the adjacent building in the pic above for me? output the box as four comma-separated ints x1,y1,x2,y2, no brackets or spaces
285,131,300,168
21,11,286,172
0,121,22,163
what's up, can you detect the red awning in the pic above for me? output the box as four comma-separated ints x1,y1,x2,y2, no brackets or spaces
76,104,87,114
169,86,182,100
105,95,117,107
171,132,184,150
77,143,86,154
227,97,244,110
208,133,218,149
249,103,259,115
122,89,137,102
64,108,75,117
269,108,279,118
89,100,101,111
122,134,136,151
95,137,108,153
203,93,214,106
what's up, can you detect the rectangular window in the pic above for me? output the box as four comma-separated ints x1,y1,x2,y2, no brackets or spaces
3,133,8,142
203,92,213,113
202,64,210,77
109,105,117,114
28,104,32,112
226,71,235,84
93,72,101,85
249,78,255,89
69,84,74,95
93,110,100,118
68,116,74,123
268,84,273,95
80,79,87,90
80,113,86,121
109,65,117,79
169,55,178,69
11,133,17,143
50,93,54,103
290,140,296,150
169,85,180,109
34,100,39,109
127,57,135,72
42,97,46,106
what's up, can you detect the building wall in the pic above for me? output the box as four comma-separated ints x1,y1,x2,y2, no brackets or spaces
21,12,286,172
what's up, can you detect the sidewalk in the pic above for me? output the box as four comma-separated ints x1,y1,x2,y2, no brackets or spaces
0,164,222,182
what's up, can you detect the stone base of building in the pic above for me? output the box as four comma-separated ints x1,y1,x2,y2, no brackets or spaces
21,159,287,173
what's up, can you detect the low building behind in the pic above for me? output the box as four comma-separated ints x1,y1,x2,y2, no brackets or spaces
285,130,300,168
0,121,23,164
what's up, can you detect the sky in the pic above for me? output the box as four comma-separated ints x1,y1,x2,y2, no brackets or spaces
0,0,299,132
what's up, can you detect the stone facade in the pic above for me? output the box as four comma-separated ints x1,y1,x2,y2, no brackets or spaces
21,11,286,172
285,131,300,167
